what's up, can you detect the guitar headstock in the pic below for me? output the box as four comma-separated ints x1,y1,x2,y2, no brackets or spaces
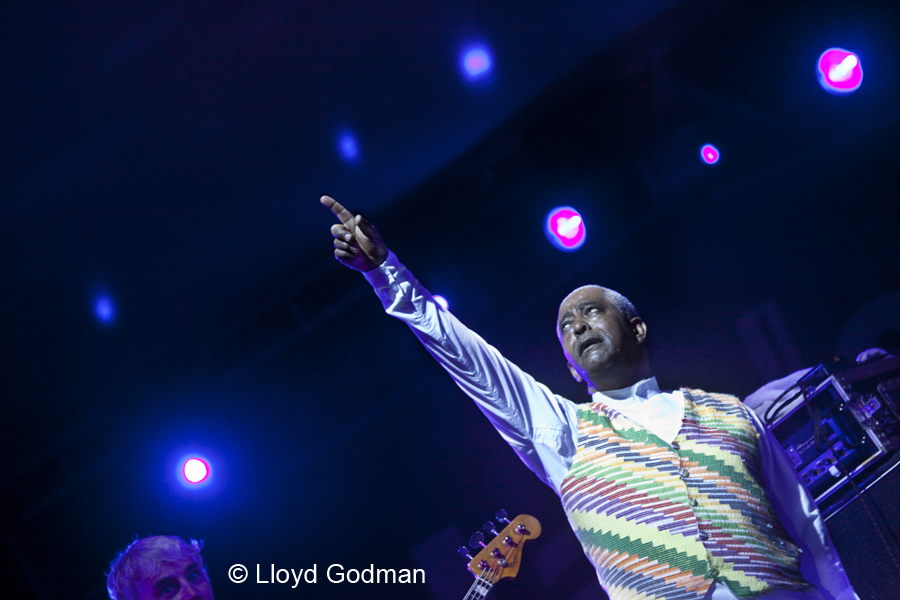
462,512,541,582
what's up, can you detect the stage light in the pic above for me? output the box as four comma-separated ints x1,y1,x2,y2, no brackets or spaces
462,47,492,80
181,457,211,485
700,144,720,165
433,295,449,311
338,132,359,161
817,48,862,95
545,206,586,252
94,295,115,323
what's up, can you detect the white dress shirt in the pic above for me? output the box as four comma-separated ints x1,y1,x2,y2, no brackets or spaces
364,251,858,600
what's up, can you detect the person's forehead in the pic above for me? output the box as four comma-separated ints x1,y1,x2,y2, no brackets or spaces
147,556,201,585
558,286,611,320
133,555,204,600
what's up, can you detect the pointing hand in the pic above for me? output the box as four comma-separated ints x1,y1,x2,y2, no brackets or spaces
320,195,388,272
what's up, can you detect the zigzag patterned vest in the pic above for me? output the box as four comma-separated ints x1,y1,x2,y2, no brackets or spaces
560,388,808,600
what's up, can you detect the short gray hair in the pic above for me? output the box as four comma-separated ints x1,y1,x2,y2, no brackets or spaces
604,288,639,321
107,536,203,600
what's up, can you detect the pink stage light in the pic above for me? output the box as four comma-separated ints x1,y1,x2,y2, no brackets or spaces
700,144,720,165
545,206,586,252
817,48,862,95
462,47,492,80
182,457,210,484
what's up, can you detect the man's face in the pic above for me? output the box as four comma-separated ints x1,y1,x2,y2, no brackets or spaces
557,286,644,390
134,556,214,600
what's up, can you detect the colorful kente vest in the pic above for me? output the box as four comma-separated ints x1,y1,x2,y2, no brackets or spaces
560,388,808,600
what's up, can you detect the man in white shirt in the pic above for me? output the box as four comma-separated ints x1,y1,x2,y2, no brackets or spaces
320,195,857,600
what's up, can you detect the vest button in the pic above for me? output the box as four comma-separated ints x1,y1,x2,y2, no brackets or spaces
671,442,680,450
680,468,689,479
690,498,699,507
709,568,720,578
698,532,709,541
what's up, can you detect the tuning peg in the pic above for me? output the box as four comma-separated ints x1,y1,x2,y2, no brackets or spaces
484,521,498,536
495,509,510,523
469,531,486,549
457,546,473,561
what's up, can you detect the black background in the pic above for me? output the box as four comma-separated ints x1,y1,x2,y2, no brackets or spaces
2,1,898,599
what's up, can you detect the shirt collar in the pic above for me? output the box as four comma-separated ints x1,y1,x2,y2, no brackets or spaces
592,376,660,405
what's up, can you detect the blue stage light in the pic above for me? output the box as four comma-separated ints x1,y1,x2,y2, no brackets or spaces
433,295,449,311
338,132,359,161
700,144,720,165
462,47,492,80
545,206,586,252
94,295,115,323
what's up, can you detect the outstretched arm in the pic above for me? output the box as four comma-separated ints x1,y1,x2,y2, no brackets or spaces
321,196,578,493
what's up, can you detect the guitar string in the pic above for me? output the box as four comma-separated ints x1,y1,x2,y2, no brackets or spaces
464,549,504,600
486,528,525,591
477,564,499,600
464,529,526,600
463,562,494,600
464,571,490,600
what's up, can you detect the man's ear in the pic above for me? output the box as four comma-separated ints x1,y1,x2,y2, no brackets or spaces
569,362,599,395
631,317,647,344
567,362,584,383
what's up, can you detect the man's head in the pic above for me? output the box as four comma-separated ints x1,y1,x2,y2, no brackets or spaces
107,536,214,600
557,285,650,394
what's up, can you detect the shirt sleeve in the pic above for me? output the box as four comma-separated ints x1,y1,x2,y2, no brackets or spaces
363,251,578,491
744,368,813,423
751,412,859,600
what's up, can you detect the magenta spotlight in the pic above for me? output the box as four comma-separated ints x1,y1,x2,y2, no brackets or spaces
545,206,586,252
462,47,492,80
181,457,210,484
817,48,862,95
433,295,449,311
700,144,720,165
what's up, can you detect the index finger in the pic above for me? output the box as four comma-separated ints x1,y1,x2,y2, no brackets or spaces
320,195,356,227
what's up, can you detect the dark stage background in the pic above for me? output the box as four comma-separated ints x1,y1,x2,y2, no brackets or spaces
1,1,898,599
